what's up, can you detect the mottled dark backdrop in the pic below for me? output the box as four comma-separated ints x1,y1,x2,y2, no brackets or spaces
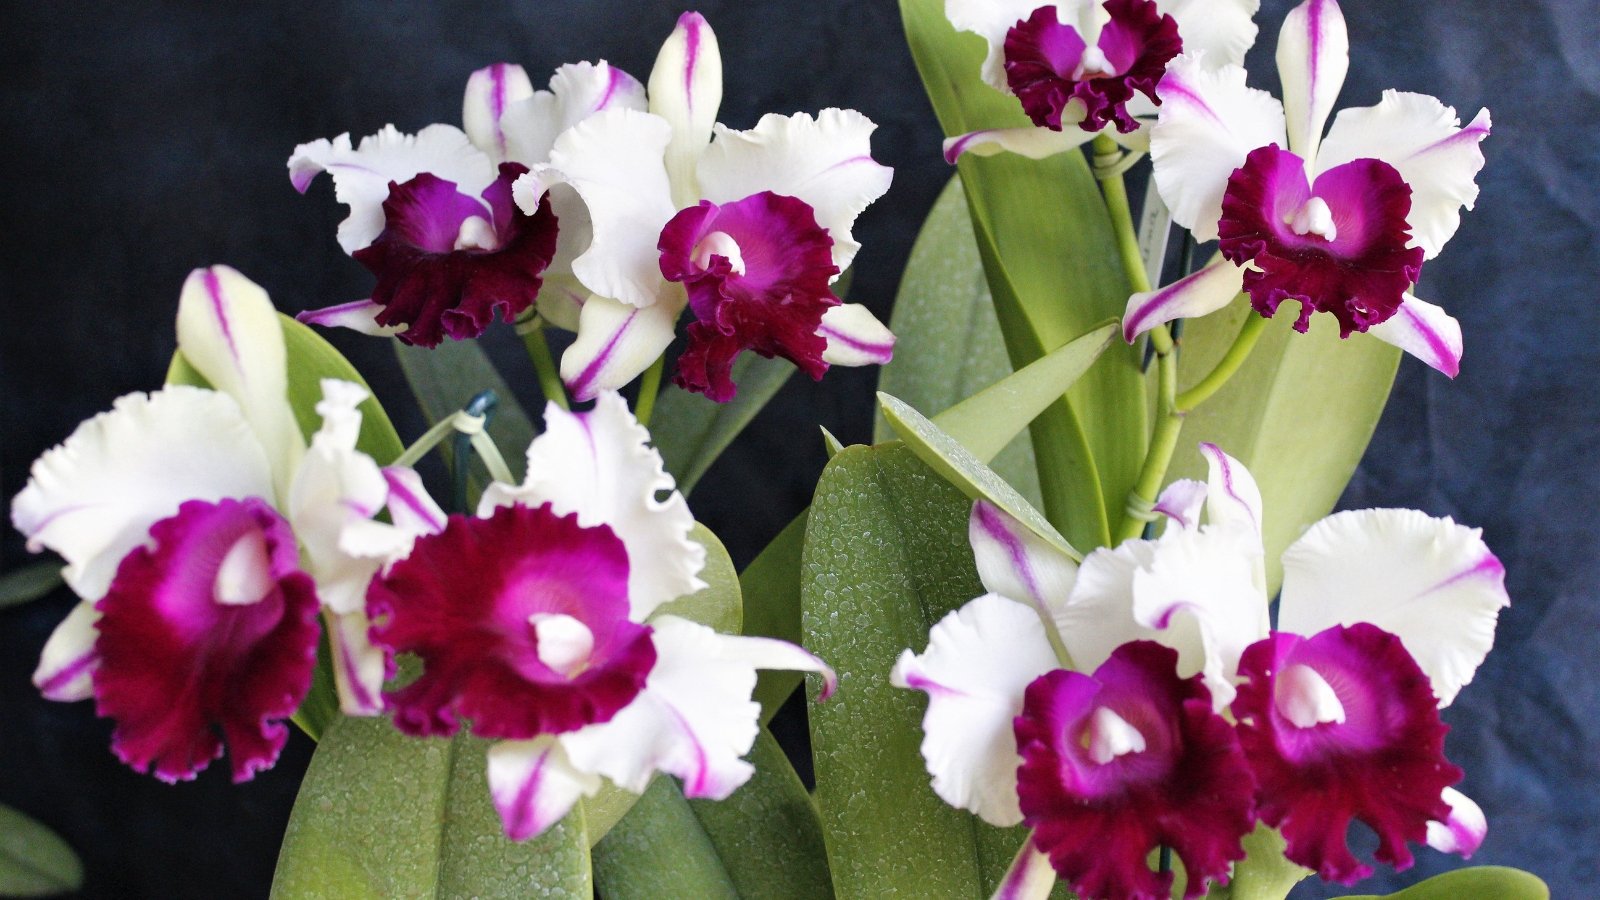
1,1,1594,897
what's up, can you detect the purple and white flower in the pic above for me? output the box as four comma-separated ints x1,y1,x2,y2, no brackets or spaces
941,0,1259,162
1124,0,1491,377
366,392,836,839
513,12,897,401
11,266,424,779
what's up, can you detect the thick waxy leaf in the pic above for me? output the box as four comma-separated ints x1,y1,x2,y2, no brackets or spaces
271,718,589,899
594,730,832,900
1343,866,1549,900
0,804,84,897
394,338,536,484
0,562,64,609
801,443,1044,897
653,355,796,496
168,313,404,741
1173,297,1401,591
874,174,1040,507
743,510,811,721
901,0,1146,553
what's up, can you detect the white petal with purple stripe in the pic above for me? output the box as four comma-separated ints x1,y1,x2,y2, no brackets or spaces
648,12,722,207
1367,293,1464,378
487,736,602,841
32,600,100,702
498,61,648,169
1123,260,1245,341
968,501,1078,620
818,303,896,367
463,63,536,162
1275,0,1349,162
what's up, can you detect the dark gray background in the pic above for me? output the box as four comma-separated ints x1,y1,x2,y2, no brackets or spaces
1,1,1592,897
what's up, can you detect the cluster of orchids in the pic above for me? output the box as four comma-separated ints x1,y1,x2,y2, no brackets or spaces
13,0,1538,899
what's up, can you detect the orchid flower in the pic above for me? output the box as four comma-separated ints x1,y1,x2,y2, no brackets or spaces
512,12,897,402
1124,0,1491,378
10,267,425,781
941,0,1259,162
365,392,836,840
286,58,648,345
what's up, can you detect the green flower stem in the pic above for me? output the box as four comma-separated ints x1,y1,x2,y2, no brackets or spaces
520,320,570,411
634,354,666,427
392,415,465,469
1117,344,1183,543
1093,134,1154,296
1175,313,1269,413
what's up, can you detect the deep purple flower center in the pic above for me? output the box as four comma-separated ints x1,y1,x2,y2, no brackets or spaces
1218,145,1426,337
1003,0,1182,133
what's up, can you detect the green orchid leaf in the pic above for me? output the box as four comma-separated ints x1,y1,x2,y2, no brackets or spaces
901,0,1146,553
271,718,590,899
394,338,537,484
1202,824,1309,900
1173,298,1400,591
594,730,832,900
743,511,811,722
0,562,64,609
0,804,84,897
802,442,1043,897
874,174,1041,508
168,313,405,741
1342,866,1549,900
652,355,795,496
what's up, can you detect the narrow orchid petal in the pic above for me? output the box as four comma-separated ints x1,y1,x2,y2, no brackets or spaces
1151,55,1287,242
463,63,536,161
944,0,1070,91
1122,260,1245,341
694,632,837,700
1317,93,1491,259
697,109,893,276
1367,293,1464,378
11,387,272,601
33,600,99,702
535,273,588,332
378,467,447,538
1278,508,1509,707
1057,539,1165,675
1153,479,1207,531
993,837,1057,900
556,292,682,402
648,12,723,207
1276,0,1349,162
295,300,406,337
1199,442,1264,540
487,737,602,841
288,124,498,254
890,594,1060,827
969,501,1079,620
942,126,1097,165
327,609,386,716
480,391,704,620
1426,787,1487,858
514,109,677,308
1161,0,1261,70
176,266,304,500
818,303,896,367
499,61,648,168
560,616,772,799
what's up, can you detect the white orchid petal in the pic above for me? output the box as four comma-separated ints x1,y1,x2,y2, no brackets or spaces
1199,442,1263,540
969,501,1079,620
698,109,893,276
1153,478,1207,531
176,266,304,499
463,63,536,161
379,467,448,538
648,12,722,206
1276,0,1348,162
818,303,895,367
1279,508,1509,707
11,387,273,601
295,299,407,337
942,126,1097,164
33,601,100,702
500,61,648,168
1317,92,1491,259
559,617,765,799
556,292,682,402
1161,0,1261,70
1426,787,1488,858
1057,539,1163,673
695,632,837,700
1151,55,1287,242
1123,260,1245,341
288,124,498,253
479,392,703,619
327,609,386,716
515,108,677,308
993,837,1057,900
890,594,1059,827
1368,293,1463,378
943,0,1067,91
488,737,602,841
